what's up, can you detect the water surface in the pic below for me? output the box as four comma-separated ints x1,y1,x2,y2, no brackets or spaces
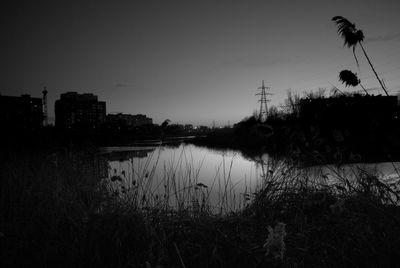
99,143,263,211
98,143,400,211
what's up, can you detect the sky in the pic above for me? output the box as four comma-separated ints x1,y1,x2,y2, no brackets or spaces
1,0,400,126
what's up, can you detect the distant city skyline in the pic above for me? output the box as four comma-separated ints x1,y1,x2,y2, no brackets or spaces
1,0,400,126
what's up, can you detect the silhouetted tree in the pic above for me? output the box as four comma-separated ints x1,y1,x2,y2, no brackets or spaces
161,119,170,129
284,91,301,118
332,16,389,96
303,88,326,99
339,70,369,95
160,119,170,141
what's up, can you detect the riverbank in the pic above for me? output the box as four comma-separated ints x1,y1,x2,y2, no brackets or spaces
1,147,400,267
1,127,205,152
186,115,400,166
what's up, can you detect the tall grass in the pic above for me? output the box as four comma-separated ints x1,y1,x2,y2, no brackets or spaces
104,145,257,215
2,147,400,267
247,157,400,267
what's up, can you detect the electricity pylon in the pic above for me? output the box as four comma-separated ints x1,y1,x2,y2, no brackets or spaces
256,80,272,122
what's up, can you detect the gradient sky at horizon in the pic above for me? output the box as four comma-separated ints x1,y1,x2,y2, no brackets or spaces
1,0,400,126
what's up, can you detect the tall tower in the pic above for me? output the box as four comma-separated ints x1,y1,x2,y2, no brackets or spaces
256,80,272,122
42,87,48,126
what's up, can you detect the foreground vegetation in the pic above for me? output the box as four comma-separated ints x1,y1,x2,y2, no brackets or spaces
1,146,400,267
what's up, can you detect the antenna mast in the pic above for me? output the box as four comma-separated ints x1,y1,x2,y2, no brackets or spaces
42,87,48,126
256,80,272,122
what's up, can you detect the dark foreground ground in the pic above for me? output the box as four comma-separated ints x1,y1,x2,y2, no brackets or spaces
1,145,400,267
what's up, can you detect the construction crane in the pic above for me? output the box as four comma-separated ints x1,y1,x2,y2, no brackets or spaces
42,87,48,126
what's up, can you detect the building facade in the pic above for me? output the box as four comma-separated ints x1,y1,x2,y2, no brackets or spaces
106,113,153,129
0,94,43,129
55,92,106,129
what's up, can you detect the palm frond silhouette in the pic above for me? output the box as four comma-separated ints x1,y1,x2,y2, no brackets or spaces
332,16,364,68
339,70,369,95
332,16,389,96
332,16,365,46
339,70,360,87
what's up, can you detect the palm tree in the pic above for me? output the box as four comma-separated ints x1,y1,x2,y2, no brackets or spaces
339,70,369,95
332,16,389,96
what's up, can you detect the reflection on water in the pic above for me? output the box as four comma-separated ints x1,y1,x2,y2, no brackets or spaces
99,144,263,212
96,143,400,211
303,161,400,182
103,148,156,162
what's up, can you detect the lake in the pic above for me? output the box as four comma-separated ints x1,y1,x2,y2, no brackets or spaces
98,143,263,212
96,143,400,212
